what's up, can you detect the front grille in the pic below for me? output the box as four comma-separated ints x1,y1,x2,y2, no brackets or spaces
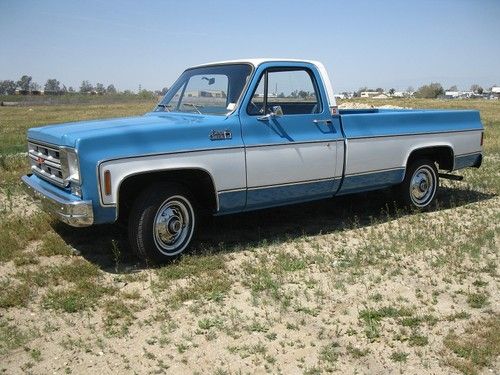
28,141,66,187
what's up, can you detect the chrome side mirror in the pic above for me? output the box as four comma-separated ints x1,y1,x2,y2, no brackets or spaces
271,105,283,116
257,105,283,121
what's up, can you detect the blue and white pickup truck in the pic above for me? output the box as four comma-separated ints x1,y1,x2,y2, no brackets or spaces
22,59,484,261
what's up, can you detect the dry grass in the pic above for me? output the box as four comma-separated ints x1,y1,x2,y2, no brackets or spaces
0,98,498,374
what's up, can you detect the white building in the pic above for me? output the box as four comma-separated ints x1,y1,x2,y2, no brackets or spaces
185,90,226,98
360,91,381,98
445,91,460,98
391,91,405,98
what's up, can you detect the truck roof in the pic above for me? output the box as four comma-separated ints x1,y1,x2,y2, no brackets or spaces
193,58,336,108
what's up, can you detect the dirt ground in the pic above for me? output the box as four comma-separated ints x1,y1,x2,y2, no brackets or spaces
0,99,499,374
1,180,498,375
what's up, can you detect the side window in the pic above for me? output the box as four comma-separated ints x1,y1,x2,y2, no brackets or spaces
247,75,265,115
247,69,321,115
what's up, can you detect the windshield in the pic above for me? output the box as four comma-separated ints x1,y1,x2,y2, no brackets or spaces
155,64,252,116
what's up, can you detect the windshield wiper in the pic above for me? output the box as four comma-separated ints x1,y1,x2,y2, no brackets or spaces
182,102,204,114
156,104,171,112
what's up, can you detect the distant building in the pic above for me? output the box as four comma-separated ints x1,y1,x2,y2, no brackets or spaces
391,91,405,98
492,87,500,98
445,91,460,98
185,90,226,98
360,91,381,98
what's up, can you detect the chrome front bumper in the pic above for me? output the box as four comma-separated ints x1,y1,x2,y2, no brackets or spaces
22,175,94,227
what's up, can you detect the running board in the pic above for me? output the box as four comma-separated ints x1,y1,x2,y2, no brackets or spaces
439,173,463,181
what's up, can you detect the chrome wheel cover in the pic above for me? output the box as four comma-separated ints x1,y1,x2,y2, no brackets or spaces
153,196,194,255
410,165,436,207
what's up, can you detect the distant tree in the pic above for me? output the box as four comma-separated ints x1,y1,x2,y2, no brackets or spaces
44,79,61,92
160,87,169,95
298,90,309,99
0,80,17,95
138,89,156,99
30,82,41,91
375,87,384,93
106,84,117,94
17,75,32,91
95,83,105,94
123,89,134,95
470,84,483,94
414,83,444,99
61,84,68,93
277,92,285,98
68,86,75,93
80,80,93,93
355,87,368,97
389,88,395,95
447,85,458,92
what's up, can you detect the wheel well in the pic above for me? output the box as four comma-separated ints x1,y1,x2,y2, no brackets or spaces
406,146,454,171
117,169,217,222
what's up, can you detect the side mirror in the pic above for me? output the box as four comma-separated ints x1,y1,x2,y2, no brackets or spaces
271,105,283,116
257,105,283,121
202,77,216,85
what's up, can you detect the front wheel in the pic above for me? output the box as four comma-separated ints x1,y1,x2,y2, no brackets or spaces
128,184,197,263
399,159,439,209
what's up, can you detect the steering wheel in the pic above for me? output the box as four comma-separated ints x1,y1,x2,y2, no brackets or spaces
249,101,264,114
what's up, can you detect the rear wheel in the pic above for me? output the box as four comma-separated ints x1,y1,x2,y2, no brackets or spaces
400,159,439,209
128,183,197,263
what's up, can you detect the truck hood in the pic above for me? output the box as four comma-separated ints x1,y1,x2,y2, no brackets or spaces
27,112,211,147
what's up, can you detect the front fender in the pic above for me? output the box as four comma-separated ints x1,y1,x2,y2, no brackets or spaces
97,148,246,208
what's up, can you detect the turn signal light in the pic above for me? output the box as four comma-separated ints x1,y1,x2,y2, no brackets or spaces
104,170,112,196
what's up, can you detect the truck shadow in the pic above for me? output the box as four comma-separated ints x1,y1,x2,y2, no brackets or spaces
54,186,495,273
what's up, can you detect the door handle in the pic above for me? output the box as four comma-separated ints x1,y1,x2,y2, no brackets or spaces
257,114,273,121
313,119,332,124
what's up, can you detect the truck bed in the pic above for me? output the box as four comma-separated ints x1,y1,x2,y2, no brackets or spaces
336,109,483,195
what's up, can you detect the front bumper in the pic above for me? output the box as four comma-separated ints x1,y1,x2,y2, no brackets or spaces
22,174,94,227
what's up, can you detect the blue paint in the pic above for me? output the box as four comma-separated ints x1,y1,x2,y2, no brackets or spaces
28,112,246,222
245,179,339,211
340,109,482,139
217,179,338,214
218,190,246,214
337,168,405,195
23,60,484,227
25,174,81,202
454,153,482,170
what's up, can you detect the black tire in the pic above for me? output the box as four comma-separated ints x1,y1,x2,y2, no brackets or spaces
128,183,197,263
399,159,439,209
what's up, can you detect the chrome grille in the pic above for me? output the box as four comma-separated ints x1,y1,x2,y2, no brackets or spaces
28,141,66,187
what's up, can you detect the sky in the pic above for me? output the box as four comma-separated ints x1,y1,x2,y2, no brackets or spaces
1,0,499,92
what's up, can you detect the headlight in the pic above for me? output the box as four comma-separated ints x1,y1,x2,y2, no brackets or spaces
60,148,81,196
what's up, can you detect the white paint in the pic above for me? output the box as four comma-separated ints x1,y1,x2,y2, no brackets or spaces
193,58,337,108
245,141,338,188
345,130,482,176
98,148,246,206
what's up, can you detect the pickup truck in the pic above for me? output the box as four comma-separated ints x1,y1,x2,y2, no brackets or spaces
22,59,484,262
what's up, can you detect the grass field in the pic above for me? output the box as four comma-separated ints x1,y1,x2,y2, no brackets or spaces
0,98,498,374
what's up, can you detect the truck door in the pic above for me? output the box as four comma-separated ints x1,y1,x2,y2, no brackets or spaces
240,63,342,210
